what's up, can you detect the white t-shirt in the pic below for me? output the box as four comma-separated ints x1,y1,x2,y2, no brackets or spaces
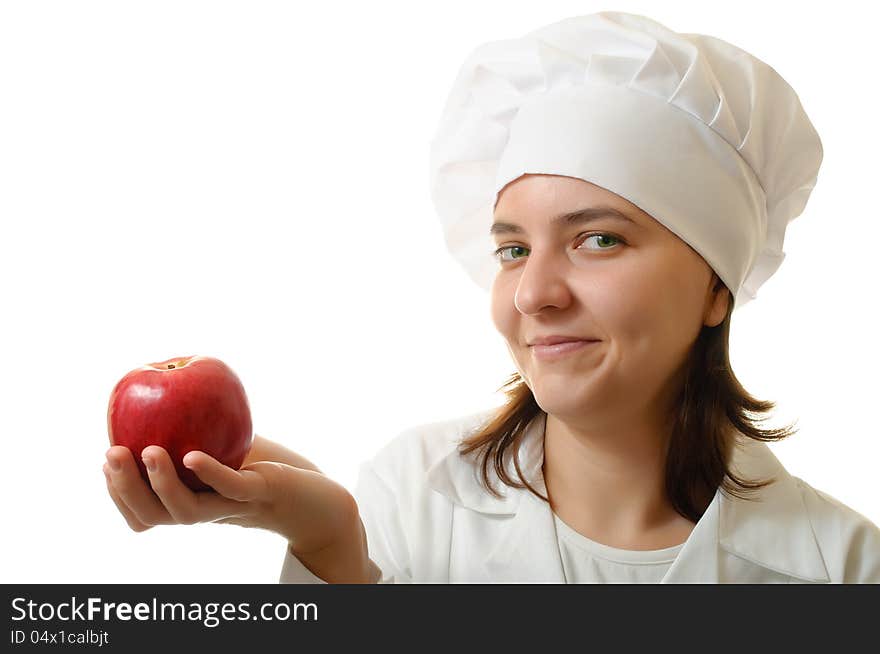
553,513,685,583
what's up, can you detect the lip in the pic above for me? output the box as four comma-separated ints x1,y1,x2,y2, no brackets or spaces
530,339,600,361
528,335,599,346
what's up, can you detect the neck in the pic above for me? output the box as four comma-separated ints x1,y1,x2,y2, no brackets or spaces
541,408,696,549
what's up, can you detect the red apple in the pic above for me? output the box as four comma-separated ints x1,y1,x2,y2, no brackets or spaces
107,355,253,492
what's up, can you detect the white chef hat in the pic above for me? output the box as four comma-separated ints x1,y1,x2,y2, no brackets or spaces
428,11,823,310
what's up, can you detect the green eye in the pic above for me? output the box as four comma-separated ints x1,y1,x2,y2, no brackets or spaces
581,234,621,250
492,233,624,263
493,245,529,262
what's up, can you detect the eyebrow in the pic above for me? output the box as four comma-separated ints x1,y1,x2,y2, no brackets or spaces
490,206,639,236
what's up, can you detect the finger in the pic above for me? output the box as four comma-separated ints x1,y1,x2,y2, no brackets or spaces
141,445,204,525
103,464,151,532
182,451,271,503
144,446,247,524
106,446,173,526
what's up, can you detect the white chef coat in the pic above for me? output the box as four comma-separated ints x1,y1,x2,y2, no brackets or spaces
279,409,880,584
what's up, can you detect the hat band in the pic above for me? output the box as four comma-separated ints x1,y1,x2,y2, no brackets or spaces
492,81,767,303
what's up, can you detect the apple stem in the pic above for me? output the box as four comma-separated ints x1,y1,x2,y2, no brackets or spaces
167,364,175,369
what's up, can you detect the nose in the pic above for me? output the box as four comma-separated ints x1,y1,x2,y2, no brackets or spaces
513,249,573,314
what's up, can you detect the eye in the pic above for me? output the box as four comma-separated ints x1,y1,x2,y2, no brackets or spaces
492,245,529,262
577,233,624,251
492,232,624,263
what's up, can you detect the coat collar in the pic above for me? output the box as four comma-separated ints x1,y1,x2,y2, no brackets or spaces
425,410,829,583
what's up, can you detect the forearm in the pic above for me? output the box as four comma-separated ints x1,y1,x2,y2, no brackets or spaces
252,453,376,583
289,516,380,584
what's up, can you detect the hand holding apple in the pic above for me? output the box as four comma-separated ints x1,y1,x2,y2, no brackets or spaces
103,444,278,529
107,355,253,492
102,436,378,581
104,357,377,581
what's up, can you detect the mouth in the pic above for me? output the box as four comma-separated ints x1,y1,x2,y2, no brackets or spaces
529,339,600,360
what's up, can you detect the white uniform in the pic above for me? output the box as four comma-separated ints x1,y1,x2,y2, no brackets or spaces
552,513,684,583
280,410,880,584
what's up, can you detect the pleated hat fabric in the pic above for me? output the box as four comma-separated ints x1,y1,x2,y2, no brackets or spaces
428,11,823,309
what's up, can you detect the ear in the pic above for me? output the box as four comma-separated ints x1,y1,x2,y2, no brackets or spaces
704,273,730,328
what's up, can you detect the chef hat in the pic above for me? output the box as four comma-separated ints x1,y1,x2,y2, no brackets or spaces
428,11,823,310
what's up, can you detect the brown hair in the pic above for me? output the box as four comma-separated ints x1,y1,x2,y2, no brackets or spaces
457,287,796,523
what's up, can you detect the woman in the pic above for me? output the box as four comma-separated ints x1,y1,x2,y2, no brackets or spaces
103,12,880,583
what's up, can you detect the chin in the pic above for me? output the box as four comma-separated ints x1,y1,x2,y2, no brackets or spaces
529,385,579,414
530,375,604,413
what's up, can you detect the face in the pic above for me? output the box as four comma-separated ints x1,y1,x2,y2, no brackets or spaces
490,174,729,426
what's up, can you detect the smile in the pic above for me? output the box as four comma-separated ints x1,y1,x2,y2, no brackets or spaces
530,340,600,361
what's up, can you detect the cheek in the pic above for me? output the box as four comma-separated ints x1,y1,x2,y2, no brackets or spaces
580,263,686,360
489,283,515,338
604,260,703,364
579,267,660,331
490,280,530,377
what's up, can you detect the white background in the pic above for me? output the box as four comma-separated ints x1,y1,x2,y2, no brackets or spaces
1,0,876,583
